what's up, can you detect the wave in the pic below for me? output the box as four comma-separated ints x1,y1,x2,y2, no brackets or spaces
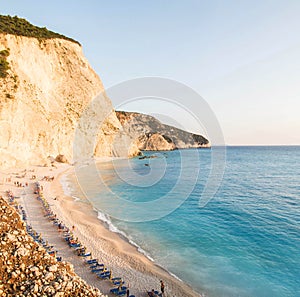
59,162,190,291
60,174,83,203
96,210,188,284
96,210,155,262
60,174,73,196
72,196,81,202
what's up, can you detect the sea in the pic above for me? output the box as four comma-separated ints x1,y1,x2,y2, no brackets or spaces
62,146,300,297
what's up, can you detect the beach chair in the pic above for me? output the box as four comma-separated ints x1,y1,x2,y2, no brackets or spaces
44,245,54,251
113,280,124,286
116,290,127,296
111,277,122,282
110,288,119,294
79,252,91,257
90,263,104,269
69,243,81,248
85,258,98,264
110,286,127,296
97,271,111,279
91,267,104,273
112,278,124,286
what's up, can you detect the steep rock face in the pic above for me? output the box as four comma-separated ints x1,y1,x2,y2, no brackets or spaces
116,111,210,151
137,133,176,151
0,33,139,168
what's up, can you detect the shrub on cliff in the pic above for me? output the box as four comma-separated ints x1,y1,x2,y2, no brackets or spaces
0,48,10,78
0,15,80,45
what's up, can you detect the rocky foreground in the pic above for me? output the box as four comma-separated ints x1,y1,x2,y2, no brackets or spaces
0,196,105,297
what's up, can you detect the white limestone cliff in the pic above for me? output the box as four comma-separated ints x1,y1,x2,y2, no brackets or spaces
0,33,139,168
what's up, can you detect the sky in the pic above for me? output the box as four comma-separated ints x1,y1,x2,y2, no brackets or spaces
1,1,300,145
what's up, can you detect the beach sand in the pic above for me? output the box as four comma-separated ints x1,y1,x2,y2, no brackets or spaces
0,162,202,297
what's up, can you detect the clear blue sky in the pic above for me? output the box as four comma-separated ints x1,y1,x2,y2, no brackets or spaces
2,1,300,144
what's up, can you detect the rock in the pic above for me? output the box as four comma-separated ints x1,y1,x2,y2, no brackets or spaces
116,111,210,150
55,154,68,163
44,285,55,294
6,233,15,241
15,247,29,257
143,133,176,151
33,284,39,293
30,266,39,272
45,272,54,280
48,264,58,272
11,272,17,278
47,155,56,163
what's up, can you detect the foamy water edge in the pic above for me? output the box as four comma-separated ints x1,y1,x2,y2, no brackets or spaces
60,171,186,286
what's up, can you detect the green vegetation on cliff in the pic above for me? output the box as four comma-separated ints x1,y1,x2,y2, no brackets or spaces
0,15,80,45
0,48,10,78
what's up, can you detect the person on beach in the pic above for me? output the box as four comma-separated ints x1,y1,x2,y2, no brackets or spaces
160,280,165,295
126,288,129,297
118,283,124,292
148,289,157,297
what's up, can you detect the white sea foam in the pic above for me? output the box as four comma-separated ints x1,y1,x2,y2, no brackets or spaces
96,210,155,262
60,174,73,196
72,196,81,202
76,160,92,169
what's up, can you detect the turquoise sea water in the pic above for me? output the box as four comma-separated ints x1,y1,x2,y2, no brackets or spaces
64,146,300,297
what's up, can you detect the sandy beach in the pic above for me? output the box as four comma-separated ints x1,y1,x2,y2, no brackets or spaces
0,162,201,297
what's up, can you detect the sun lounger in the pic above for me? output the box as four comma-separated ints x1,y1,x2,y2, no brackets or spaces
90,263,104,269
85,259,98,264
69,243,81,248
97,271,111,279
98,273,110,279
110,286,127,295
79,252,91,257
91,268,105,273
116,290,127,296
113,279,124,286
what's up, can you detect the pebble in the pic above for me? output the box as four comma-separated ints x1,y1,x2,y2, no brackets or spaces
0,196,106,297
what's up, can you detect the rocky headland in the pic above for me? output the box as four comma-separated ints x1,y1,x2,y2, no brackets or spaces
116,111,210,151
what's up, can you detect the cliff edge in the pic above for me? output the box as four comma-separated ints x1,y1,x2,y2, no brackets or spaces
0,17,139,168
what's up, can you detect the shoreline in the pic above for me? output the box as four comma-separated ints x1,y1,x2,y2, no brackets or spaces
0,162,202,297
